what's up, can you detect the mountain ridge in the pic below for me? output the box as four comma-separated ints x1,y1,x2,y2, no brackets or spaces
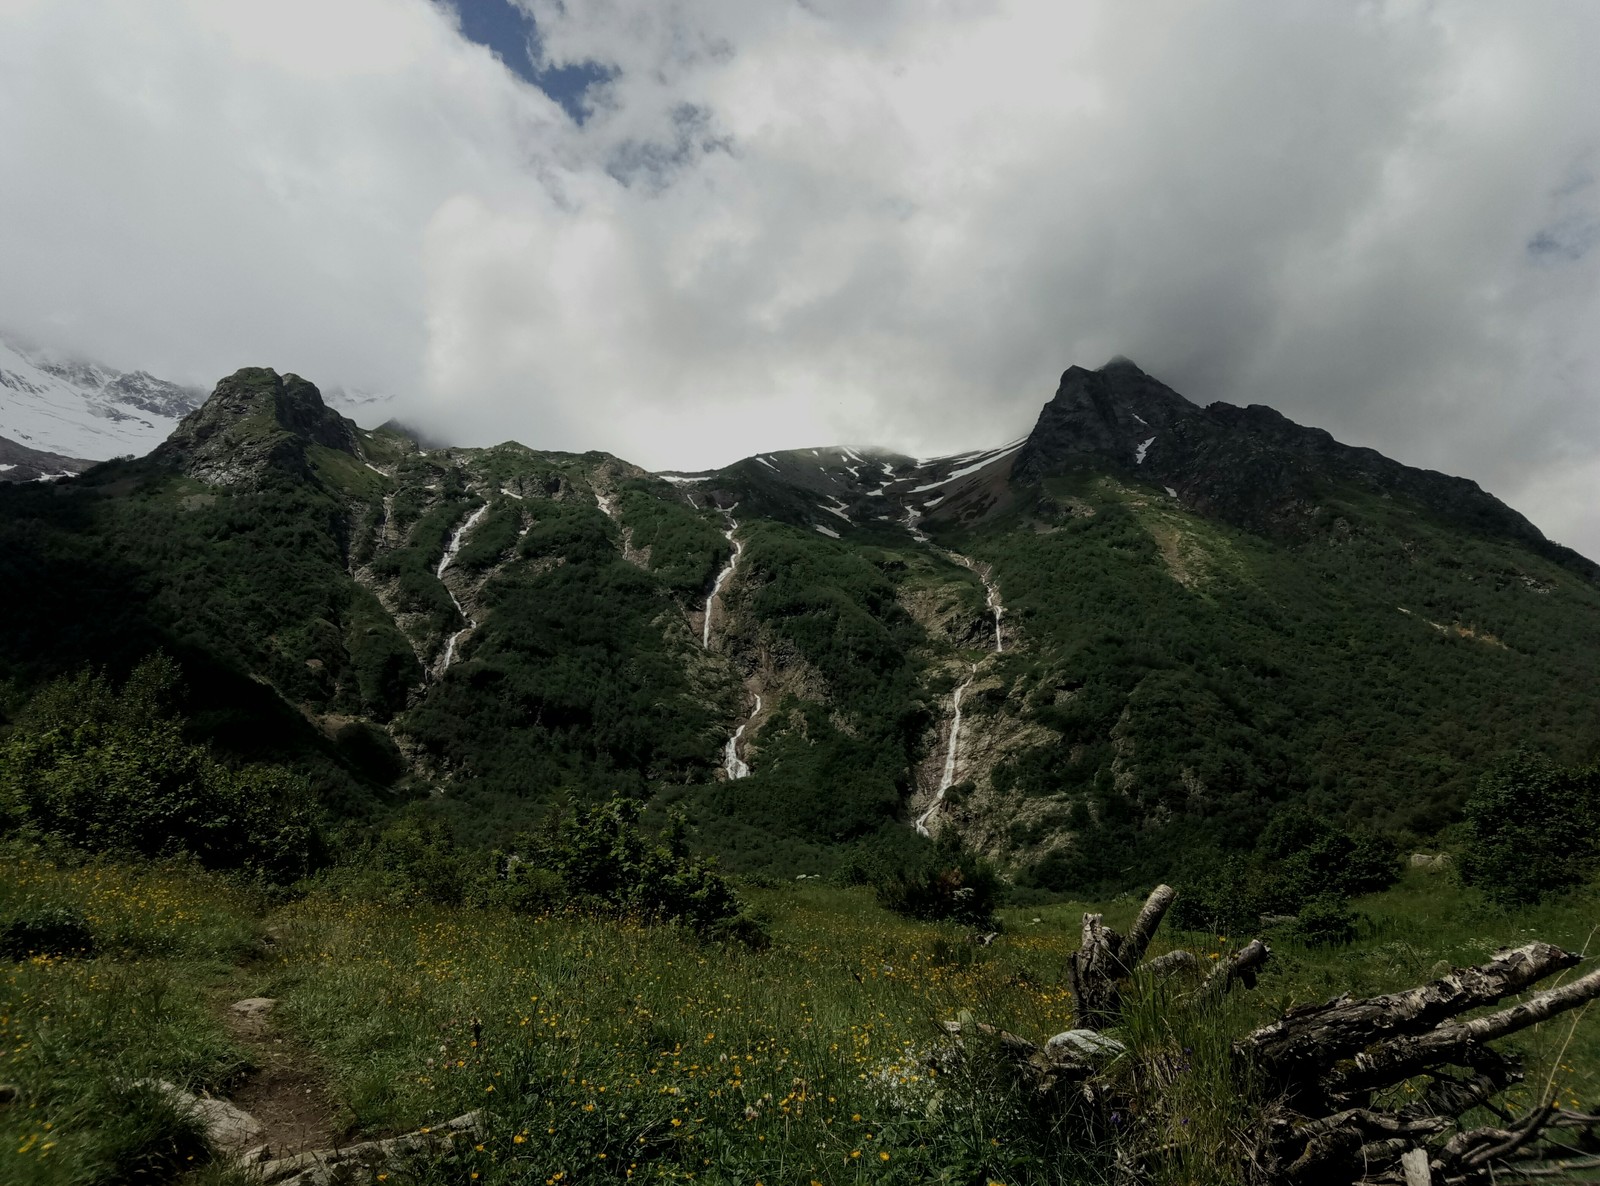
4,357,1599,889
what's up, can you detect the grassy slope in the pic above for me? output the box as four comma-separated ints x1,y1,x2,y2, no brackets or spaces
944,472,1600,888
4,852,1595,1185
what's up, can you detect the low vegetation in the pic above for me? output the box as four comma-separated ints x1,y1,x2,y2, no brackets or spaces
1,842,1595,1185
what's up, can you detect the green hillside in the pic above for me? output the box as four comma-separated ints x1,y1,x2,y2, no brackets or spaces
2,362,1598,891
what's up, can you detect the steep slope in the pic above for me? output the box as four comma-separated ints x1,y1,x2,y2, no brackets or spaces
1007,357,1595,578
3,357,1599,890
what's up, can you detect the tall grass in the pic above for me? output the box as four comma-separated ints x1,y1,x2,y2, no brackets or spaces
2,851,1595,1185
0,848,262,1184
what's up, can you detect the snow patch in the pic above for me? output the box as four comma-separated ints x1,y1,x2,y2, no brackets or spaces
659,473,710,484
908,440,1026,492
814,524,840,539
1164,486,1178,497
755,456,778,471
1135,436,1156,464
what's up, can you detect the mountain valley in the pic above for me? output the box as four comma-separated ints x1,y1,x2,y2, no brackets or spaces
4,356,1597,889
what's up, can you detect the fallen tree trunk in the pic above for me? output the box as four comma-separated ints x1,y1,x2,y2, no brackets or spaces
941,886,1599,1186
1239,947,1600,1184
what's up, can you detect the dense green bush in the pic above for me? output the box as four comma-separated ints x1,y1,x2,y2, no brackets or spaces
0,903,96,960
526,798,761,942
1170,809,1398,932
1459,748,1600,905
875,835,1005,927
325,798,765,943
0,654,325,882
1288,894,1358,948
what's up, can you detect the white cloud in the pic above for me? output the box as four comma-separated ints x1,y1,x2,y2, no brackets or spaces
1,0,1597,556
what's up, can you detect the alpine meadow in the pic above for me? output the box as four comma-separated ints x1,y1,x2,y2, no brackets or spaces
3,352,1600,1185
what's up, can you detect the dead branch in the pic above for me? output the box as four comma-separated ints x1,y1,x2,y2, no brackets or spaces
1248,943,1580,1079
1239,944,1600,1184
1123,883,1179,968
1201,937,1272,998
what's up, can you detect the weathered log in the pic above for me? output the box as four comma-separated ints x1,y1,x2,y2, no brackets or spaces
1201,937,1271,997
1329,965,1600,1099
1123,883,1178,968
1247,943,1579,1078
1144,949,1200,978
1068,884,1250,1025
1240,943,1600,1185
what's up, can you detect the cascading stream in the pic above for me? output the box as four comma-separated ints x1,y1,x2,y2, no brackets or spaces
915,664,977,837
433,503,489,675
723,693,761,780
702,506,742,649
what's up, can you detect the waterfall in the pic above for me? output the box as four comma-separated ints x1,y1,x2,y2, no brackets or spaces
984,572,1005,653
433,503,489,675
702,507,742,649
915,664,977,837
723,693,761,780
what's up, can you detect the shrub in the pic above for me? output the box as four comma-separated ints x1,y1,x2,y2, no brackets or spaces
875,837,1004,927
0,654,324,882
1289,895,1358,948
1459,748,1600,905
0,903,96,959
524,798,762,941
1171,811,1399,932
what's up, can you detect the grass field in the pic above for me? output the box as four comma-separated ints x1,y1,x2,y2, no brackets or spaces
2,849,1596,1185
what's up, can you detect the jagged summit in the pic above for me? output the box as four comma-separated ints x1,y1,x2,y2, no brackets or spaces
1007,358,1597,579
152,367,359,488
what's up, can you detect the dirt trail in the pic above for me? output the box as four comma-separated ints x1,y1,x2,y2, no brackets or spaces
221,997,345,1158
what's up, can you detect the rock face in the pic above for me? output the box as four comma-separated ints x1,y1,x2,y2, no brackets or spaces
151,368,359,489
1011,358,1598,581
252,1109,485,1185
135,1080,266,1154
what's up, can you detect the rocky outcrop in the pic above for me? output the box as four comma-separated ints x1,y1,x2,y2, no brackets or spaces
133,1079,266,1155
151,368,359,489
1012,358,1599,581
248,1110,485,1185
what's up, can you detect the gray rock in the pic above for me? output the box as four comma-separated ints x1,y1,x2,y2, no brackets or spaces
230,998,278,1021
253,1110,485,1185
1044,1029,1127,1067
134,1080,265,1153
1409,852,1453,870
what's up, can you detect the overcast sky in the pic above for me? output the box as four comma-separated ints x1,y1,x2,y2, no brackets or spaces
1,0,1597,555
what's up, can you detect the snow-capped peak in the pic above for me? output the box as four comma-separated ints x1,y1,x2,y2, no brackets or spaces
0,332,204,462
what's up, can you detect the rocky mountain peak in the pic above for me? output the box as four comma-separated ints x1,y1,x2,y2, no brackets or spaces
152,368,358,488
1008,359,1597,581
1011,357,1199,483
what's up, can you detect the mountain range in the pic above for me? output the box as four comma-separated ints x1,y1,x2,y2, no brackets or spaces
3,354,1596,889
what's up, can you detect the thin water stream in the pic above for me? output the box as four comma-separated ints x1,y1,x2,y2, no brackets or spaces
915,664,977,837
434,503,489,675
702,507,741,649
723,693,761,780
